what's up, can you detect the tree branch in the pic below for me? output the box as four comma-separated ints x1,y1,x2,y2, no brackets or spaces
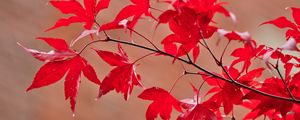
80,37,300,103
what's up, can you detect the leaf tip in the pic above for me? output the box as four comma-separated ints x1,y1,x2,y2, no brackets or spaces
97,90,104,99
26,86,34,92
44,27,54,32
16,42,22,46
17,42,27,50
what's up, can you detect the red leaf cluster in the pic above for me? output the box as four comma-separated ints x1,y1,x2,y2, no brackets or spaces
95,44,143,100
19,0,300,119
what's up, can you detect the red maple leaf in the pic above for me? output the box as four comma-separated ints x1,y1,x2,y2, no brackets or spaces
217,29,253,42
160,8,215,61
231,44,265,72
200,67,246,115
178,104,217,120
243,77,293,119
100,0,154,30
158,0,234,61
200,67,264,115
262,7,300,50
94,44,142,100
47,0,110,31
178,84,218,120
138,87,182,120
19,37,101,113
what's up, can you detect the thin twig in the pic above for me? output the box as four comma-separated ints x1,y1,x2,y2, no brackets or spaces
77,39,107,55
220,40,231,63
133,52,155,64
196,80,206,104
199,31,235,82
274,63,296,101
128,28,160,51
169,74,186,93
95,21,108,37
150,7,164,12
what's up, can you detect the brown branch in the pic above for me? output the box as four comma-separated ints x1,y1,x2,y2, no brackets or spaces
198,30,300,103
79,37,300,104
199,31,235,82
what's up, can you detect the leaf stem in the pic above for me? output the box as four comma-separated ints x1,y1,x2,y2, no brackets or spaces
95,21,108,37
273,63,296,101
199,31,236,82
128,28,160,51
77,39,107,55
196,80,206,104
132,52,155,64
220,40,231,63
169,74,185,93
150,7,164,12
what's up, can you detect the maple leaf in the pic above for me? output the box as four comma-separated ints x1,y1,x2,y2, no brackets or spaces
100,0,154,31
20,37,101,113
208,67,264,115
262,16,297,29
231,44,265,72
243,77,293,119
138,87,182,120
238,68,264,86
158,0,235,61
289,71,300,99
178,84,218,120
262,7,300,50
217,29,252,43
178,104,217,120
169,0,235,24
47,0,110,31
200,67,245,115
160,8,212,61
95,44,142,100
18,37,76,62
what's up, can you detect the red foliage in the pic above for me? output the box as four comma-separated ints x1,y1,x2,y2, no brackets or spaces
19,0,300,119
47,0,110,31
94,44,143,100
19,37,100,113
138,87,182,120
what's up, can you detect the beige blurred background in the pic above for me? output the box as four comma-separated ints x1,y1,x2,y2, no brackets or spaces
1,0,300,120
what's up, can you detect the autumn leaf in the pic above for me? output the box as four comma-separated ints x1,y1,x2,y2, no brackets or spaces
178,84,218,120
47,0,110,31
178,104,217,120
138,87,182,120
100,0,154,30
261,16,297,29
201,67,243,115
261,7,300,47
21,0,300,119
231,44,265,72
243,77,293,119
20,37,100,113
95,44,142,100
158,0,233,61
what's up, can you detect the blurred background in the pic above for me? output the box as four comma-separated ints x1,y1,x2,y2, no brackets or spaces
1,0,300,120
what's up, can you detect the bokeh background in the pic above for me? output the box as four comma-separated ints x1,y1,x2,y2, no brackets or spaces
1,0,300,120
